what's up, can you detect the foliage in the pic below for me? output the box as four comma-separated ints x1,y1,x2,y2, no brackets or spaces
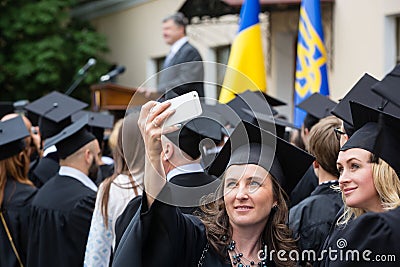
0,0,111,103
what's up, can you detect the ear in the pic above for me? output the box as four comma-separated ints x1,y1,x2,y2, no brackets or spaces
163,142,174,161
313,160,319,169
305,127,310,135
312,160,319,177
84,149,92,164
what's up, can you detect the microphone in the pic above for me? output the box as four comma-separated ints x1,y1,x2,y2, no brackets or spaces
78,58,97,75
100,66,126,82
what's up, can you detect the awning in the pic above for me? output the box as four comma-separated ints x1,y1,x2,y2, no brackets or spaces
179,0,334,22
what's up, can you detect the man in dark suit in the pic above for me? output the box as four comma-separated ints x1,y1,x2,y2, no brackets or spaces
141,13,204,97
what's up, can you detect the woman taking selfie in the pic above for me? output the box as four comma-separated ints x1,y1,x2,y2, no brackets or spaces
113,100,314,266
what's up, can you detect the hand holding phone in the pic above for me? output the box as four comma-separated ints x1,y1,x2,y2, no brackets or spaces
163,91,202,127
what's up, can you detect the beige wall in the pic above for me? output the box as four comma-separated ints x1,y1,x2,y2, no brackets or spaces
91,0,185,88
331,0,400,101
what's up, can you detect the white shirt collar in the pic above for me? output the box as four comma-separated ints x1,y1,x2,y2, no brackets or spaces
43,145,57,157
59,166,98,192
166,163,204,182
169,36,188,56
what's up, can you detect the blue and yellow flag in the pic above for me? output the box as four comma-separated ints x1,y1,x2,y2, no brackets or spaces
218,0,266,104
293,0,329,127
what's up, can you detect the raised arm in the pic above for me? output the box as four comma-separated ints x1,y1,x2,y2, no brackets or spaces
137,100,176,208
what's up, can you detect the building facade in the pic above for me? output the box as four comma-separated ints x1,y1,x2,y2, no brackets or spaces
73,0,400,120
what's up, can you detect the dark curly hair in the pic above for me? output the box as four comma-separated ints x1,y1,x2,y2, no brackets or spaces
198,173,298,267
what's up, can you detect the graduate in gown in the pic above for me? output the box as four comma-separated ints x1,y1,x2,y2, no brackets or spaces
113,115,223,250
25,91,88,188
84,111,144,267
289,116,343,265
0,116,37,267
27,116,101,267
290,93,337,207
71,110,115,185
315,102,400,267
112,101,314,266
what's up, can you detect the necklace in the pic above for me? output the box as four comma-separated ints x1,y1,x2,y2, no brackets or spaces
227,240,267,267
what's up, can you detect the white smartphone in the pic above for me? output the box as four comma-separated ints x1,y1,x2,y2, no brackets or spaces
163,91,202,127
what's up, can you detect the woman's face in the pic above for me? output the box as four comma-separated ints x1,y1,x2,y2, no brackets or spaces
337,148,382,212
224,164,276,230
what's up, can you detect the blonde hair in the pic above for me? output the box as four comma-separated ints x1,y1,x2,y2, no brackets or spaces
337,156,400,225
107,118,123,154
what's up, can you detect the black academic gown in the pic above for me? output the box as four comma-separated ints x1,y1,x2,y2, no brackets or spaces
29,152,59,188
95,163,114,185
113,188,225,267
27,174,96,267
314,207,400,267
1,179,37,267
289,181,343,259
113,189,277,267
113,171,218,250
290,166,318,207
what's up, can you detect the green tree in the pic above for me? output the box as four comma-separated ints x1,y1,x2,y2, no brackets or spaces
0,0,111,103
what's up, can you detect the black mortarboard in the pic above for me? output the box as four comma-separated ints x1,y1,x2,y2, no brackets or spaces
201,103,229,127
341,102,400,176
157,89,179,103
297,93,337,119
371,64,400,108
0,102,14,119
331,73,400,127
214,102,242,128
0,116,29,160
44,116,96,159
25,91,88,139
241,108,298,139
226,90,278,126
71,110,114,145
207,121,314,196
164,116,224,159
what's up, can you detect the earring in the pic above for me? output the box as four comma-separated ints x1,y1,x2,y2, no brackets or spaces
272,204,278,211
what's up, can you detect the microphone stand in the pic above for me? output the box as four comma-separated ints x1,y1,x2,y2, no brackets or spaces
65,72,87,96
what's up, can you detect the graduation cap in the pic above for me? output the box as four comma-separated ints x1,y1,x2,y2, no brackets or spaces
297,93,337,120
0,116,30,160
226,90,284,125
241,108,298,139
372,64,400,109
207,121,314,196
213,102,242,128
331,73,400,130
201,103,229,127
44,115,96,160
164,116,225,159
25,91,88,139
0,102,14,119
341,101,400,176
71,110,114,145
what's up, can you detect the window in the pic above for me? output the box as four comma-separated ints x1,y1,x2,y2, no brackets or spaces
215,45,231,96
397,16,400,64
